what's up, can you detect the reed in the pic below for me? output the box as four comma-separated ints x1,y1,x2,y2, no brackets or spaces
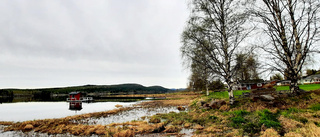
0,121,13,125
115,104,123,108
163,125,180,133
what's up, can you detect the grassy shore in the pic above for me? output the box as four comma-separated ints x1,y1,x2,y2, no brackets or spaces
1,85,320,136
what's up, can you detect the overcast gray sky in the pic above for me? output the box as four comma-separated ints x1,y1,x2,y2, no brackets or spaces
0,0,190,89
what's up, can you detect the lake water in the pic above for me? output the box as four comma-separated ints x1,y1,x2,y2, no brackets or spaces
0,101,137,122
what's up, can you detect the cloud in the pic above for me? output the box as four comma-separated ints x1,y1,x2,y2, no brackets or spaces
0,0,189,88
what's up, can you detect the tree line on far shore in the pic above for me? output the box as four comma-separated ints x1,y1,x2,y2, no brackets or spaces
0,84,172,99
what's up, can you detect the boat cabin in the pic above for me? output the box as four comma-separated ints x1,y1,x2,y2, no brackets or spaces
69,92,81,101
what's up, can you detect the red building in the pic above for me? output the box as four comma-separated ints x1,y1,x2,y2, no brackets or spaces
68,92,81,101
237,79,266,90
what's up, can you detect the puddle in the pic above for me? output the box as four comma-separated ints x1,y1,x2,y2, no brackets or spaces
76,106,183,125
135,128,195,137
179,128,195,137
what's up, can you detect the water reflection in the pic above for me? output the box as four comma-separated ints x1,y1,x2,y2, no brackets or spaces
0,97,14,103
69,102,82,111
0,102,137,122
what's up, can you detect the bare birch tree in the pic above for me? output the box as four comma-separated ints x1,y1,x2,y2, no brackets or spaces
250,0,320,93
181,0,251,104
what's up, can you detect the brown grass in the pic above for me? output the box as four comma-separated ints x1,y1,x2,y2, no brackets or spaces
193,124,204,130
115,104,123,108
204,125,223,133
139,97,194,107
0,121,13,125
296,111,320,124
260,128,280,137
219,104,230,111
113,129,135,137
164,125,180,133
296,122,320,137
23,124,33,130
284,132,303,137
279,115,303,132
184,122,192,128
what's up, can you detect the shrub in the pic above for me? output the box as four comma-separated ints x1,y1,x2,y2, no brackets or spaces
260,119,281,128
294,117,308,124
209,115,218,120
233,110,249,116
258,109,281,129
310,103,320,111
243,122,260,134
288,107,300,113
314,122,320,127
230,116,246,128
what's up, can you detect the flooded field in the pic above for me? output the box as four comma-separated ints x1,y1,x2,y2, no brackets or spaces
0,103,191,137
76,106,182,125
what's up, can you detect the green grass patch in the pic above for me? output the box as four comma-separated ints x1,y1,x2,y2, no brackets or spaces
280,107,309,124
275,86,290,91
232,110,250,116
275,84,320,91
287,107,300,113
229,110,250,128
227,109,281,133
208,91,229,99
310,103,320,111
207,90,250,99
230,116,246,128
204,84,320,99
258,109,281,129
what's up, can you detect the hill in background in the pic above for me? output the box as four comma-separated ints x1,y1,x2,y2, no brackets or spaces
0,83,173,97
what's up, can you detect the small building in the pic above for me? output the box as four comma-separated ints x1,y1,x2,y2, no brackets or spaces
277,80,291,86
237,79,267,90
300,74,320,84
67,92,93,102
68,92,81,101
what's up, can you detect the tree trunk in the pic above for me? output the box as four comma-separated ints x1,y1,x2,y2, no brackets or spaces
206,83,209,96
289,78,300,94
228,88,235,105
288,68,301,94
227,82,235,105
